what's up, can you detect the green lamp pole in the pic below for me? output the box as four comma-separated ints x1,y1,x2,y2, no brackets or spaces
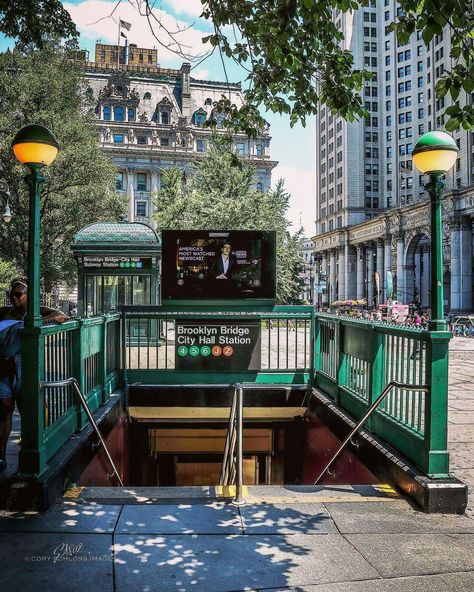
412,131,458,332
11,125,60,327
11,124,59,477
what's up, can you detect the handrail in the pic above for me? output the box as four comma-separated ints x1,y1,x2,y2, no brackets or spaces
313,380,429,485
219,383,245,505
219,385,238,486
41,378,124,487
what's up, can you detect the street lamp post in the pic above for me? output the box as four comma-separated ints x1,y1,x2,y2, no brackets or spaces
412,131,458,331
0,178,12,223
11,125,59,328
11,124,59,477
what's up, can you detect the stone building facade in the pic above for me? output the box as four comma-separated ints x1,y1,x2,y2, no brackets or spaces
313,187,474,313
313,4,474,313
83,44,276,224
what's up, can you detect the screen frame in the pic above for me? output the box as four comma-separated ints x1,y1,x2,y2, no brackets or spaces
161,230,277,304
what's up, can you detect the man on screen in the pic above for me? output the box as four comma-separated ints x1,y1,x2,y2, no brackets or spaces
211,242,237,279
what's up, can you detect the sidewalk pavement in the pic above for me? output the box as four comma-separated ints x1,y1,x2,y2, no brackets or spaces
0,337,473,591
0,485,474,592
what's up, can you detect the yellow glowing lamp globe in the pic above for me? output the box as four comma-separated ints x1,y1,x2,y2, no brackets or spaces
412,131,458,175
11,124,59,166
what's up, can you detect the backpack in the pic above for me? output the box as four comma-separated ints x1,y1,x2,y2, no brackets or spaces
0,320,23,358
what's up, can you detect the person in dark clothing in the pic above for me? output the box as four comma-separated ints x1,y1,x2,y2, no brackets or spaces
0,279,67,473
211,242,237,280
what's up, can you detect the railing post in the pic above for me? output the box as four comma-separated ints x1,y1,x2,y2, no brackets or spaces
313,313,321,375
18,326,47,477
72,319,86,430
100,315,108,403
423,331,451,476
367,326,384,431
233,383,245,506
335,320,343,404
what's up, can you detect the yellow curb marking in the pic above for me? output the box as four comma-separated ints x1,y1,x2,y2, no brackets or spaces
215,485,249,498
63,486,84,499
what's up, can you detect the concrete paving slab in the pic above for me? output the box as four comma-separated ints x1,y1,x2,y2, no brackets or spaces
266,571,474,591
240,503,338,534
0,532,113,591
324,501,474,534
0,502,121,533
116,502,243,534
346,533,474,578
447,424,474,443
113,533,380,592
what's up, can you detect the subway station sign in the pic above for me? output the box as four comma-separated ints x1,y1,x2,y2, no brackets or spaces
82,256,152,270
175,320,261,371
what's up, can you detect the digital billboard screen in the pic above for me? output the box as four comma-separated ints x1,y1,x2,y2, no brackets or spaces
161,230,276,301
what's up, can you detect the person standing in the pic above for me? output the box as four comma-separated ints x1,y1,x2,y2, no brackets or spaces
0,279,67,473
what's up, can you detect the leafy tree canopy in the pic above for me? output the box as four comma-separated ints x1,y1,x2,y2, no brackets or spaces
0,257,18,293
2,1,471,131
145,0,474,134
153,136,304,303
0,0,77,47
0,42,125,290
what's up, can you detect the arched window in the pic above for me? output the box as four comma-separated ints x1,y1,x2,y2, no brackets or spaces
144,92,151,100
127,107,136,121
114,106,124,121
256,144,263,156
103,106,111,121
204,97,213,105
161,111,169,125
216,115,224,129
256,182,263,191
193,110,206,127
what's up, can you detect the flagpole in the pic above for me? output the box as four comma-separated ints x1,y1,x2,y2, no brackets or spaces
117,18,120,68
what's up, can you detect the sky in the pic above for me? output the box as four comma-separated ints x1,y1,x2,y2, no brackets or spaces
1,0,316,238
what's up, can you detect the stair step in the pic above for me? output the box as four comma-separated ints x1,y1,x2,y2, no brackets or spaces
64,484,400,505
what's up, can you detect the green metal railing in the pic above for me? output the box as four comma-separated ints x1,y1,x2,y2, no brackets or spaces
122,306,314,386
314,313,451,477
19,313,121,477
17,306,451,482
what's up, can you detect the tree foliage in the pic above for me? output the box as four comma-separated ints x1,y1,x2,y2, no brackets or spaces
153,136,304,303
146,0,474,134
0,0,77,47
0,43,125,290
0,257,18,293
1,1,472,131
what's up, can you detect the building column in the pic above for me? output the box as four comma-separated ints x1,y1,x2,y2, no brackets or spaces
367,243,375,306
384,236,391,301
126,169,135,222
421,246,430,307
329,250,337,305
414,247,421,303
376,240,384,305
396,232,405,303
451,216,473,312
338,247,345,300
321,253,328,306
460,217,473,312
344,242,351,300
356,246,365,300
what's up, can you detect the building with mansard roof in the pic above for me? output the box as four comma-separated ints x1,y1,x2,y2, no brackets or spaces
83,43,277,225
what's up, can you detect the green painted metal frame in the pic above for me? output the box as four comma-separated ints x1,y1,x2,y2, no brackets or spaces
313,313,451,477
18,313,121,478
122,305,314,389
18,300,452,481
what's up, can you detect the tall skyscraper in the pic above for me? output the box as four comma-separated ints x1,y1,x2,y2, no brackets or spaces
313,3,474,313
